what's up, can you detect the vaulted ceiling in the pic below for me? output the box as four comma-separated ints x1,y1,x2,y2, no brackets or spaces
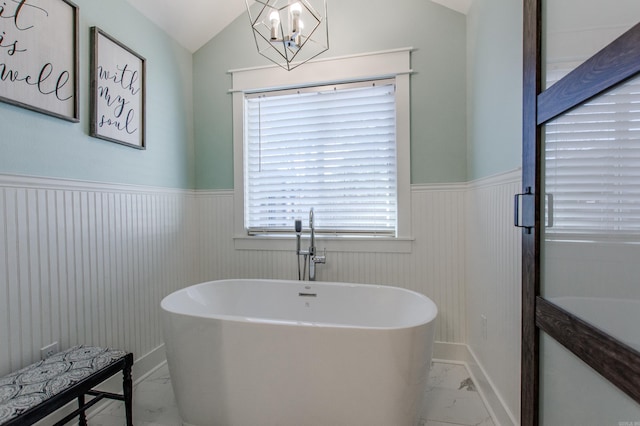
125,0,472,53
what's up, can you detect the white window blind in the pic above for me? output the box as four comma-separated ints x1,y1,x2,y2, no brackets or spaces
244,80,397,235
545,74,640,234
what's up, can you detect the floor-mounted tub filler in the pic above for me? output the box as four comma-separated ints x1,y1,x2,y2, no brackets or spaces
161,279,438,426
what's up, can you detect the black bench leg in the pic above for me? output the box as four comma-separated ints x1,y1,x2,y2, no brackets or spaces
123,354,134,426
77,394,88,426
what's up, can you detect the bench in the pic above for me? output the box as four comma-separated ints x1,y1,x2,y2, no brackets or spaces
0,345,133,426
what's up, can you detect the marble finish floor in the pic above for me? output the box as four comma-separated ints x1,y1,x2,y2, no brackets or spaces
89,361,495,426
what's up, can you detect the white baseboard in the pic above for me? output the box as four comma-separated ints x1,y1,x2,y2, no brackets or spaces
33,344,167,425
131,344,167,385
432,341,471,361
433,341,517,426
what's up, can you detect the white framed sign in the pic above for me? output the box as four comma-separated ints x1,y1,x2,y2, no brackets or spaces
0,0,79,121
90,27,146,149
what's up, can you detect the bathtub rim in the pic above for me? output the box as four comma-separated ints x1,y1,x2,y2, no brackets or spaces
161,278,438,331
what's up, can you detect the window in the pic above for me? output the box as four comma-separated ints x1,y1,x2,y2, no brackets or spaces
244,80,397,235
545,73,640,236
231,48,412,252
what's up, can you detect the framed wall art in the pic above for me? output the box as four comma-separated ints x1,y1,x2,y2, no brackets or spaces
0,0,79,122
90,27,146,149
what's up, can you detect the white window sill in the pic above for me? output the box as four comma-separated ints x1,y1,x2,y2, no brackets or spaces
233,235,414,253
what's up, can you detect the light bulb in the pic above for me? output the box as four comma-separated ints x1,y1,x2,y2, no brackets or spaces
290,2,302,34
294,19,304,46
269,10,280,40
290,2,302,16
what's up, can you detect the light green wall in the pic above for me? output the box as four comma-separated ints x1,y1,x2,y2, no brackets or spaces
466,0,523,180
193,0,467,189
1,0,519,189
0,0,195,189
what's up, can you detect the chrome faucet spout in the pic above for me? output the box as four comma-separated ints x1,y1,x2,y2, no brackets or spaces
294,207,325,281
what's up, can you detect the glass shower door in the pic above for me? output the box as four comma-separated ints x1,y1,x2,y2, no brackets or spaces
523,0,640,424
541,74,640,425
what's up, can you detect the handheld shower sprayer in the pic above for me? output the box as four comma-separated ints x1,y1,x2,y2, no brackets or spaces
295,218,303,280
295,219,302,254
309,208,315,256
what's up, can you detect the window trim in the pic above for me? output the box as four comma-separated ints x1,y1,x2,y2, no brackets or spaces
230,48,413,252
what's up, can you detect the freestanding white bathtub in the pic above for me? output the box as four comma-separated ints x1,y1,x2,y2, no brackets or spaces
161,279,438,426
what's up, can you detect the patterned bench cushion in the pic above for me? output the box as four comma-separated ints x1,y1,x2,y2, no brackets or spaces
0,345,127,423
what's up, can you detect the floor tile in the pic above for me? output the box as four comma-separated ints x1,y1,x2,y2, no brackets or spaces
420,362,495,426
89,361,496,426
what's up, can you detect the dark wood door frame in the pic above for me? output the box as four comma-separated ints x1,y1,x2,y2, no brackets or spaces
521,0,541,424
521,2,640,425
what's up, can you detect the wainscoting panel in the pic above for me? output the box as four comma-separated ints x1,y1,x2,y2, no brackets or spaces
465,169,522,424
0,175,199,376
0,171,520,425
196,184,468,344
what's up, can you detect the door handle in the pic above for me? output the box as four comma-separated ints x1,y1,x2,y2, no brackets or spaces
514,187,534,233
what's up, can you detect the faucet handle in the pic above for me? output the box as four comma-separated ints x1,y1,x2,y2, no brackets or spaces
313,248,327,264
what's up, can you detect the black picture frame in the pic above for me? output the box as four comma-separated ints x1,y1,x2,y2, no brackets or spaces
90,27,146,149
0,0,79,122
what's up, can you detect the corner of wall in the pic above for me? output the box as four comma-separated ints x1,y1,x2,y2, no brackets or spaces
464,169,522,424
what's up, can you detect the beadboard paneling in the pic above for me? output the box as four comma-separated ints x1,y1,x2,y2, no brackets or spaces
0,171,518,415
0,175,199,376
196,184,467,343
466,169,522,424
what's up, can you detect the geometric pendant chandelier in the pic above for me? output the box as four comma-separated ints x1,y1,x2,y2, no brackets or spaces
245,0,329,71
